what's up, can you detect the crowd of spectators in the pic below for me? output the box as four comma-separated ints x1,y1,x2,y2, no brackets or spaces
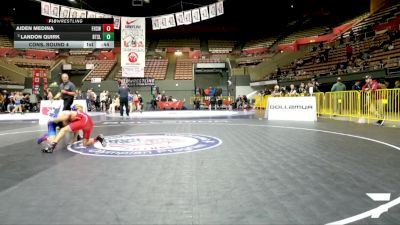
270,29,400,81
257,79,321,97
0,90,39,113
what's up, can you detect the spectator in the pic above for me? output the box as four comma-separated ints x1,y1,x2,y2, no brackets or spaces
210,95,217,110
204,87,210,96
133,91,141,112
297,82,307,95
75,89,84,100
108,96,119,113
217,96,223,110
339,33,344,45
331,77,346,92
378,60,386,69
349,30,355,42
362,75,379,91
271,85,282,97
288,84,297,96
0,91,4,112
12,92,23,114
100,90,107,112
362,75,383,125
44,88,53,100
7,93,15,113
395,80,400,89
346,44,353,61
106,92,112,111
161,92,167,102
311,79,320,92
128,93,134,112
86,89,93,110
276,67,282,76
352,81,361,91
138,94,143,111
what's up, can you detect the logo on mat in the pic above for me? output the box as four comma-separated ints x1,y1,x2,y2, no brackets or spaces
68,133,222,157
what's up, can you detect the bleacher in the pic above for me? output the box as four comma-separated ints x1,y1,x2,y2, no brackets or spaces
0,35,12,47
175,59,193,80
0,47,17,57
243,37,277,51
175,58,222,80
343,3,400,37
144,59,168,79
10,58,55,69
82,60,117,81
69,49,94,56
25,49,57,60
0,74,15,84
208,40,236,53
270,30,400,81
279,27,326,44
157,38,200,50
236,54,271,66
114,59,168,80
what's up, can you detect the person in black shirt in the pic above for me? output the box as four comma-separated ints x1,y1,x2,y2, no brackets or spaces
161,94,167,102
118,81,130,116
352,81,361,91
55,73,76,110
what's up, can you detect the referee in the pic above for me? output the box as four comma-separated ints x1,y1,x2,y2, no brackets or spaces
118,80,130,117
55,73,76,111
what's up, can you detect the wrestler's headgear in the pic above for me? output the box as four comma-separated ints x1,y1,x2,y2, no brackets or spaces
71,104,83,111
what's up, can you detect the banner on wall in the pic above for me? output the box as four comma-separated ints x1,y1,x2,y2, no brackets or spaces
209,3,216,18
78,9,87,18
122,78,155,86
160,16,168,29
41,69,48,90
216,1,224,16
59,6,70,18
87,11,96,18
39,1,224,30
41,1,51,17
184,10,192,25
200,6,209,20
152,17,161,30
192,8,200,23
121,17,145,67
122,66,144,78
50,4,60,18
175,12,184,26
96,12,104,18
32,69,41,94
113,16,121,30
167,14,176,28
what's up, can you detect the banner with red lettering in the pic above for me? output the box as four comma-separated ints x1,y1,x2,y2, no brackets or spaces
32,69,41,94
42,69,48,91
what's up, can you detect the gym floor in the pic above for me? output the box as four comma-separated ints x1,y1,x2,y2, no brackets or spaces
0,114,399,225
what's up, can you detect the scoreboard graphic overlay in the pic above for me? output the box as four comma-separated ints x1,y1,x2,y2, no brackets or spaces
14,19,114,49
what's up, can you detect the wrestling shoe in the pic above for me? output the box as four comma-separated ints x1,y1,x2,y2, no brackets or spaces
95,134,106,147
42,142,57,153
77,134,83,141
37,134,48,145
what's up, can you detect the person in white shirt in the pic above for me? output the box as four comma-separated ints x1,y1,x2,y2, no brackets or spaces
100,90,107,112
